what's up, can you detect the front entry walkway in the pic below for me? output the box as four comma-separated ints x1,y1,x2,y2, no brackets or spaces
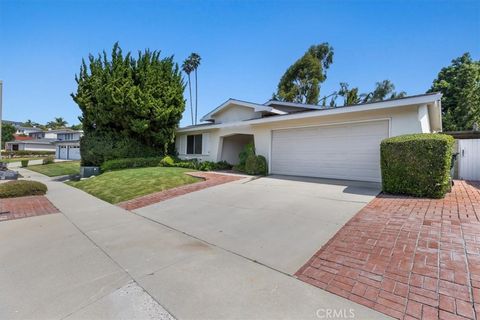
297,181,480,319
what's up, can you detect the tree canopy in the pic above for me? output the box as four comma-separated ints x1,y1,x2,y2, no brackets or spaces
1,123,15,148
46,117,68,129
71,43,185,164
428,53,480,131
275,43,334,104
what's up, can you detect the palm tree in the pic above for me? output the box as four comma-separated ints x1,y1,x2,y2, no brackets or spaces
188,53,201,124
182,59,194,125
47,117,68,129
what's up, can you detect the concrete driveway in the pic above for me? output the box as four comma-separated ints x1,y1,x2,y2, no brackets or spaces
134,175,380,275
1,170,386,319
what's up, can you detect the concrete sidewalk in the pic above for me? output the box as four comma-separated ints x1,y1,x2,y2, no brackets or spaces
0,169,389,319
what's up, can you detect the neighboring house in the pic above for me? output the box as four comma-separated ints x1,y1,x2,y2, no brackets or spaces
5,129,83,160
15,126,43,136
5,139,57,152
54,130,83,160
175,93,443,182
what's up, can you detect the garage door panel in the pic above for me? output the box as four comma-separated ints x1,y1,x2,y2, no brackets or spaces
271,121,388,182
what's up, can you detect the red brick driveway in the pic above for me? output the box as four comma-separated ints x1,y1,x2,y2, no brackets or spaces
0,195,59,222
296,181,480,319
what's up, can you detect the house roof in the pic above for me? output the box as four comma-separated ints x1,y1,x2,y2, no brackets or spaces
178,93,443,133
200,98,287,122
6,138,56,145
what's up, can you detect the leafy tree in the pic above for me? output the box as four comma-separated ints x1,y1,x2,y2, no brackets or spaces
276,43,334,104
427,53,480,131
361,80,406,103
71,43,185,165
1,122,15,148
46,117,68,129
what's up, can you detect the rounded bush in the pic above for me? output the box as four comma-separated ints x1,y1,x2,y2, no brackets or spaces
381,133,454,198
255,155,268,176
43,156,54,165
0,180,48,198
160,156,175,167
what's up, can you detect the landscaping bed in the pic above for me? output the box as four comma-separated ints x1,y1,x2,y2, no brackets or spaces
66,166,202,204
27,161,80,177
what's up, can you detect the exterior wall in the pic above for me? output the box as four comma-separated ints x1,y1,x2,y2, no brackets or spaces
44,132,58,139
176,105,429,167
213,105,261,124
22,143,55,151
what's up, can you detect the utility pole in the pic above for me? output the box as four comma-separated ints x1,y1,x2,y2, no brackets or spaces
0,80,3,160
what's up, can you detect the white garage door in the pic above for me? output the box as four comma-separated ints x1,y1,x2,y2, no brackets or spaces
68,146,81,160
271,120,389,182
59,146,67,159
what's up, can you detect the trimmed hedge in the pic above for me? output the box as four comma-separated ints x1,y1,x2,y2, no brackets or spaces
101,156,233,172
0,180,48,198
1,150,55,156
21,160,29,167
80,132,162,166
380,133,454,198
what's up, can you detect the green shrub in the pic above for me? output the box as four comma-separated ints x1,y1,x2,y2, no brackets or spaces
101,157,163,172
381,133,454,198
43,156,54,165
160,155,175,167
21,160,29,167
255,155,268,175
0,180,48,198
215,160,233,170
238,142,255,168
244,154,268,175
80,132,162,166
174,160,199,170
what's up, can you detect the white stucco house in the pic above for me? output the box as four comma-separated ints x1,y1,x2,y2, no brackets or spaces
176,93,443,182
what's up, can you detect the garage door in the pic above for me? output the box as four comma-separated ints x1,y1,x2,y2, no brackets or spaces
59,146,67,159
271,120,389,182
68,146,81,160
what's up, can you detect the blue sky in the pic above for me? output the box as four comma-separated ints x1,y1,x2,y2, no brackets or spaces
0,0,479,127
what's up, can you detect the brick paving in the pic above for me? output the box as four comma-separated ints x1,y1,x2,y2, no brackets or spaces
117,172,245,210
0,195,59,222
296,180,480,319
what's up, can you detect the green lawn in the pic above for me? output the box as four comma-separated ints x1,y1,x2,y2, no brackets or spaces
28,161,81,177
66,167,201,204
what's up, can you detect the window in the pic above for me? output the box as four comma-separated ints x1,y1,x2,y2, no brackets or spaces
186,134,202,154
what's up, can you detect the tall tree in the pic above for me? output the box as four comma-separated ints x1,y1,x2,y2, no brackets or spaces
188,53,201,124
361,80,406,103
182,59,194,125
72,43,185,165
427,53,480,131
1,123,15,148
276,43,334,105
